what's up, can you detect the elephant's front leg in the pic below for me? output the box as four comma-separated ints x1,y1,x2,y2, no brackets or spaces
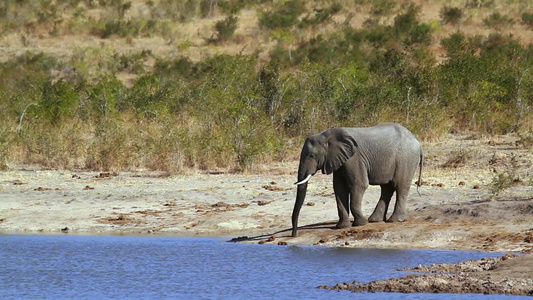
333,172,351,229
349,185,368,226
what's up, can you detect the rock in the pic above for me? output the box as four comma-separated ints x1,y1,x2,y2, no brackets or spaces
95,172,118,178
277,241,287,245
253,200,272,206
262,185,284,191
61,227,69,233
267,236,276,242
34,187,57,191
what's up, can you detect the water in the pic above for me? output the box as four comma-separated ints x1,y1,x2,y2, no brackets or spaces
0,235,527,299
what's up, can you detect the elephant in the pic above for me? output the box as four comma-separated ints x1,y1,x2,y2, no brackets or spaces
291,123,423,237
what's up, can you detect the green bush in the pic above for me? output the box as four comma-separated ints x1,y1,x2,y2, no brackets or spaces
38,80,80,125
300,2,342,27
0,125,9,170
440,6,463,25
490,153,521,195
370,0,397,16
218,0,246,14
258,0,304,30
92,19,160,38
522,12,533,27
213,15,238,42
156,0,199,22
441,33,473,57
404,23,432,46
483,12,515,30
85,77,126,119
393,3,421,38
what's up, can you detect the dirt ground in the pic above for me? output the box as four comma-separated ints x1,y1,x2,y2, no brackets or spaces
1,133,532,296
321,254,533,296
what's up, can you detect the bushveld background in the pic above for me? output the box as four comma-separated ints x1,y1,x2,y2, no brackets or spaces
0,0,531,172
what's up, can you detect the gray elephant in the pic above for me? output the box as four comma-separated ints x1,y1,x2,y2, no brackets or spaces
291,123,423,237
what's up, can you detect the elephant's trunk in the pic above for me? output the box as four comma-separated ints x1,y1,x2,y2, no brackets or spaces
291,176,309,237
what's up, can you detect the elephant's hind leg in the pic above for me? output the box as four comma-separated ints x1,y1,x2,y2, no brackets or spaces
368,183,394,222
387,184,410,222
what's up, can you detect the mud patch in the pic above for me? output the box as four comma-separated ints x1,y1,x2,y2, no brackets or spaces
321,254,533,296
99,213,140,226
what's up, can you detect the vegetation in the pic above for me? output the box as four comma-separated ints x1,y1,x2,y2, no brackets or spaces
0,0,532,172
490,153,522,195
440,6,463,25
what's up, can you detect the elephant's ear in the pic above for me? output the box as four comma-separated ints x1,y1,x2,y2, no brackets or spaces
322,128,357,175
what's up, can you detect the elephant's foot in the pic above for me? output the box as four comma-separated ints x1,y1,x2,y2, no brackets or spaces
368,212,385,223
335,220,351,229
386,212,407,222
352,217,368,227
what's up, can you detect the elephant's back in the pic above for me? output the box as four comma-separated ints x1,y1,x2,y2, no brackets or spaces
342,123,419,144
343,123,422,166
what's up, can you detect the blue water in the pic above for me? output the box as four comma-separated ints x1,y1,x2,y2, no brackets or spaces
0,235,527,299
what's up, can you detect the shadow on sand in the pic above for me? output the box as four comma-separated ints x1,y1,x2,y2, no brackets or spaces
228,221,338,242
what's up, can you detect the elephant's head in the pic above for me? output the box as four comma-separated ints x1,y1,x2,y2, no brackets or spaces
291,128,357,237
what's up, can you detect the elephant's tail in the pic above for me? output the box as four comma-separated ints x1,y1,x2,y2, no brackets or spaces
416,149,424,196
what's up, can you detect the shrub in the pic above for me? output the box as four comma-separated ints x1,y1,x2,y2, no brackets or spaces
441,32,471,56
115,50,152,74
440,6,463,25
218,0,247,14
521,12,533,27
0,125,9,170
364,21,394,48
200,0,215,18
370,0,397,16
213,15,238,42
85,77,126,119
38,80,79,125
258,0,304,30
92,19,160,38
157,0,199,22
465,0,494,8
404,23,432,47
300,2,342,27
393,3,421,38
483,12,515,30
442,149,470,168
490,153,521,195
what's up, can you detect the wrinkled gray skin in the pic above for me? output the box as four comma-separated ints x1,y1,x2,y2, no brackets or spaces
292,123,423,237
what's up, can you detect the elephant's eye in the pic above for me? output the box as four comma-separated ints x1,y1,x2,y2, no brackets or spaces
309,154,315,159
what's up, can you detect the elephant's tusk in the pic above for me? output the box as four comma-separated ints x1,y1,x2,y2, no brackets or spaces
294,174,312,186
